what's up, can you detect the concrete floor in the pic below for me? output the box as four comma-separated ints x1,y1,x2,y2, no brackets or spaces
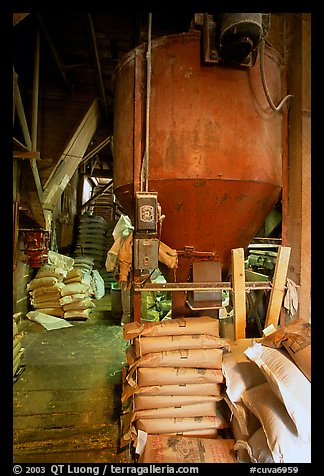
13,294,132,463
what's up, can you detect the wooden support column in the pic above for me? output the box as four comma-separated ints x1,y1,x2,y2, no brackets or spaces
13,67,45,227
265,246,291,329
132,281,141,323
13,68,32,150
232,248,246,340
285,14,311,321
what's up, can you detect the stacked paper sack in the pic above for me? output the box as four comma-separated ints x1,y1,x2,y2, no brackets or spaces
26,251,98,322
121,316,237,463
13,314,24,377
222,318,311,464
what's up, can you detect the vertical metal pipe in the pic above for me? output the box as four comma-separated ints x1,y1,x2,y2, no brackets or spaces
144,13,152,192
88,13,109,120
13,69,17,126
31,29,40,151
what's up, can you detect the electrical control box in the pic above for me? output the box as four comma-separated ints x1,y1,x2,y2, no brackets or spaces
134,238,159,270
135,192,158,234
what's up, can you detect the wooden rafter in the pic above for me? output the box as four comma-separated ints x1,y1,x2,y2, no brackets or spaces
13,66,44,227
87,14,109,120
36,14,71,93
42,99,101,212
13,68,32,150
13,13,31,27
13,151,40,160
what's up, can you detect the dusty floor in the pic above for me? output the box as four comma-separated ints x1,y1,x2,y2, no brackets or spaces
13,294,132,463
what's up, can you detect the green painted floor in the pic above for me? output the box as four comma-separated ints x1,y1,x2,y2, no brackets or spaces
13,294,131,463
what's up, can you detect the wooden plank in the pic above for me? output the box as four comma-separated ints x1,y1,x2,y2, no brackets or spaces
36,14,71,93
232,248,246,340
264,246,291,329
13,13,31,26
13,137,29,150
42,99,100,211
13,151,40,160
286,14,311,321
13,69,44,206
19,161,46,228
13,69,32,150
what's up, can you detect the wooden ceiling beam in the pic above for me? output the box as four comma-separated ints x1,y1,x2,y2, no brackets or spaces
87,14,110,121
42,99,101,212
13,150,40,160
80,136,111,166
13,68,32,150
13,13,31,27
36,14,72,93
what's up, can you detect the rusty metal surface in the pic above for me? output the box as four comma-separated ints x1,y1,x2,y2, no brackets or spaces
113,32,283,277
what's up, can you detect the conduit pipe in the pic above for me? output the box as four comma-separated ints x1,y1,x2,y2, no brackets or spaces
259,40,293,112
140,13,152,192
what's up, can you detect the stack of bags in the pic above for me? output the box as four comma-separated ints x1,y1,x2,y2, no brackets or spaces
60,281,95,321
222,318,311,463
74,213,109,269
27,252,97,322
72,256,94,275
121,316,237,463
27,264,67,318
99,218,118,292
13,314,24,377
74,214,117,293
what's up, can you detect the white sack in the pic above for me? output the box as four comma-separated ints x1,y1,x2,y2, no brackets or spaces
245,342,311,442
26,311,73,330
241,382,311,463
222,338,266,404
234,427,274,463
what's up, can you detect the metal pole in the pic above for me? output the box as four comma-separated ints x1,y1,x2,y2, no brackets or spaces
31,29,40,151
145,13,152,192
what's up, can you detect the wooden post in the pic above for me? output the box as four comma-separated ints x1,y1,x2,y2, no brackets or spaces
264,246,291,329
286,14,311,321
232,248,246,340
133,270,142,323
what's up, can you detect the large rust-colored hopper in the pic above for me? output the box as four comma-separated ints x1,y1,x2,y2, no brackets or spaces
113,31,283,281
